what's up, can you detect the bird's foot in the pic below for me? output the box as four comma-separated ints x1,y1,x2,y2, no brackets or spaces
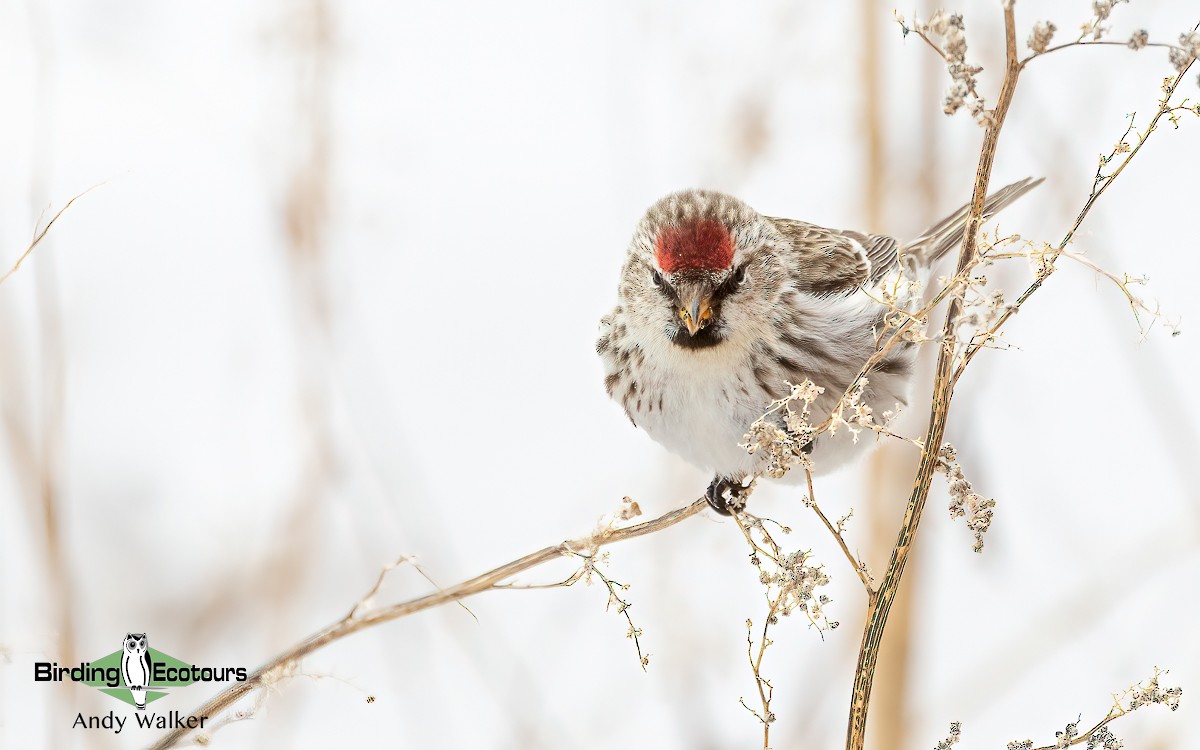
705,476,751,515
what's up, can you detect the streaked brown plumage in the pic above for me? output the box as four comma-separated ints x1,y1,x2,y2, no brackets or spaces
598,179,1042,513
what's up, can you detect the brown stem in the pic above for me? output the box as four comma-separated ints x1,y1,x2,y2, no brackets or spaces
843,7,1022,750
1022,39,1184,67
955,56,1196,382
0,186,98,287
805,467,873,593
149,498,707,749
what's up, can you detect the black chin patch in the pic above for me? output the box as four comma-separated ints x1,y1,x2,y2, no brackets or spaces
671,325,725,349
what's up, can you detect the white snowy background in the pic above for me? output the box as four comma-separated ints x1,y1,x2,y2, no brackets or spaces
2,1,1198,748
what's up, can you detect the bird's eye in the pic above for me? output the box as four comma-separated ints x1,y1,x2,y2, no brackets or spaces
725,266,747,292
650,269,663,287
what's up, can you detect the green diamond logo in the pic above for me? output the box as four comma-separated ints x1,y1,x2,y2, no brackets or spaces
81,634,201,708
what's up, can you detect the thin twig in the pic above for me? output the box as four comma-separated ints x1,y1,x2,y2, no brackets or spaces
0,185,99,287
149,497,708,749
804,468,873,593
1021,39,1183,68
740,605,779,749
955,55,1197,381
1019,668,1182,750
984,246,1180,337
731,505,837,744
732,512,785,567
571,551,651,670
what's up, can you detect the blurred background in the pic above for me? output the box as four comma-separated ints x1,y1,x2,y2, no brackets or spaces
2,0,1198,748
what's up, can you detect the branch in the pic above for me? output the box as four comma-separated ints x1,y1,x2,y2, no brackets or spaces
1009,668,1183,750
805,467,873,593
570,550,651,670
741,605,779,750
955,55,1197,380
0,185,99,287
844,7,1023,749
1021,39,1184,68
732,508,836,747
149,497,707,749
845,13,1197,750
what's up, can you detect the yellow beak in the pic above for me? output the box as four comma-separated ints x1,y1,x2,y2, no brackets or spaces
678,296,714,336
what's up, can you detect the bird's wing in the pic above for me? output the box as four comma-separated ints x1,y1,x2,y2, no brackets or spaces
767,217,899,296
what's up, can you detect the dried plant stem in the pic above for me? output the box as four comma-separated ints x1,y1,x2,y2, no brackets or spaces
733,511,784,565
805,467,873,593
1024,39,1182,65
983,245,1178,336
148,498,707,749
844,8,1022,749
845,13,1196,750
1032,714,1122,750
1018,668,1183,749
0,186,97,287
956,55,1196,379
732,509,835,748
739,605,779,750
571,551,650,670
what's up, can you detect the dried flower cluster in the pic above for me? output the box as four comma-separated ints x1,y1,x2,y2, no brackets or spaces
767,549,834,626
1028,21,1057,54
944,229,1032,357
734,512,837,747
936,443,996,553
827,377,874,442
740,514,836,632
957,282,1011,349
934,721,963,750
1083,726,1121,750
741,379,823,477
763,544,840,633
572,495,643,551
1126,29,1148,50
1006,669,1183,750
1081,0,1127,41
875,265,932,344
742,375,914,482
1171,31,1200,73
1129,670,1184,711
923,11,990,124
1014,2,1200,91
1054,716,1083,749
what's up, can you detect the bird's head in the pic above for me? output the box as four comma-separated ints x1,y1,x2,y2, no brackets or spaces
619,190,784,351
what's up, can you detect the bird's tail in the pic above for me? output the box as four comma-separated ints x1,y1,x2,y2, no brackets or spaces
903,177,1043,267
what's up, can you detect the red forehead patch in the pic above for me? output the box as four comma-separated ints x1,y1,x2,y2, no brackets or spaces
653,219,734,274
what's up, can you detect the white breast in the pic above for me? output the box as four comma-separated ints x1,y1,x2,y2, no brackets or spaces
631,357,762,477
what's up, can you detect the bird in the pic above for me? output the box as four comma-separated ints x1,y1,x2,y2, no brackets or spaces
597,179,1041,514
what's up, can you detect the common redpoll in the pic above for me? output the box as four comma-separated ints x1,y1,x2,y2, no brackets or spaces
598,179,1041,513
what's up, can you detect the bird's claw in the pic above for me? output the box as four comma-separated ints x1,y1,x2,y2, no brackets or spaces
705,477,750,515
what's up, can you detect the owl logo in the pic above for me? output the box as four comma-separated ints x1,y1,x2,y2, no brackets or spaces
120,633,152,710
